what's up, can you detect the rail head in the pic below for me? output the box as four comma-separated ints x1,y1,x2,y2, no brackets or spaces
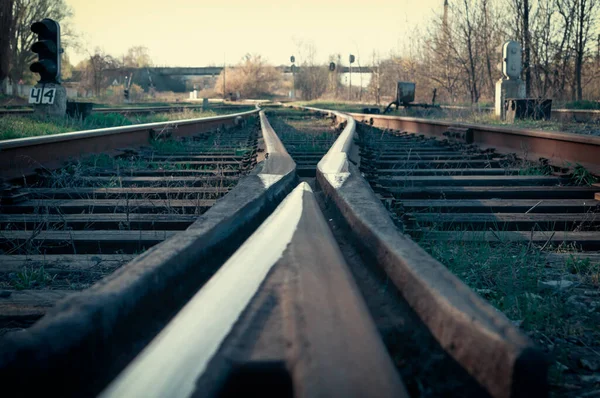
101,182,407,398
315,110,548,398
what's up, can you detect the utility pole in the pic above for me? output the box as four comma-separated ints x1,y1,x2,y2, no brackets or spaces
222,54,226,101
336,54,341,99
349,54,355,101
523,0,531,97
596,35,599,99
375,56,380,105
290,55,296,99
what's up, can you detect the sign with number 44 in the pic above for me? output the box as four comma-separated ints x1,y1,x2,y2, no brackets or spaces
29,87,56,105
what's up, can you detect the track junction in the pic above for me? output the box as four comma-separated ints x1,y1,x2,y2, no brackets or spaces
0,103,598,397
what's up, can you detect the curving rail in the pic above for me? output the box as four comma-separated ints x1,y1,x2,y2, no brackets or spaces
0,105,566,397
101,182,408,398
314,108,548,398
0,110,297,396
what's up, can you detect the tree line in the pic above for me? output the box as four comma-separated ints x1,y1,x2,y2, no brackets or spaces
369,0,599,105
0,0,154,98
1,0,598,104
223,0,599,104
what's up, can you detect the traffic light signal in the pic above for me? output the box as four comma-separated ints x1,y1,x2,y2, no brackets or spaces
349,54,355,64
30,18,61,84
329,62,336,71
124,89,130,100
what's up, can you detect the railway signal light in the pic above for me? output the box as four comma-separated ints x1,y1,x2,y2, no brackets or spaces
124,89,130,100
30,18,62,84
329,62,336,71
349,54,355,64
290,55,295,63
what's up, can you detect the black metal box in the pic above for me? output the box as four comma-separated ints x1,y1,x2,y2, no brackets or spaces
505,98,552,123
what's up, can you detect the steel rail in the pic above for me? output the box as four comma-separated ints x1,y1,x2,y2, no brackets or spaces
0,103,252,116
314,108,548,398
440,105,600,122
0,107,259,180
0,110,297,396
344,112,600,175
101,182,408,398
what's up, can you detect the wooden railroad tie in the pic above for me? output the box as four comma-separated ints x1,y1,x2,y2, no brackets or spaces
443,126,474,144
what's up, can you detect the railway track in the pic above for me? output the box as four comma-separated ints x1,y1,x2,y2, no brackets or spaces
353,123,600,396
0,103,251,117
1,105,599,397
265,108,339,176
0,120,259,333
441,106,600,124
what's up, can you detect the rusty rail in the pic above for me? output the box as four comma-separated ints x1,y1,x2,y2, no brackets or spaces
0,110,297,396
439,105,600,123
314,109,548,398
101,182,407,398
0,103,253,116
0,107,259,180
348,112,600,175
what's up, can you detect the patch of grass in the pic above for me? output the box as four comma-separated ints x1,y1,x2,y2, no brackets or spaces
421,239,587,338
10,266,56,290
150,137,189,153
265,109,337,153
565,255,600,286
561,100,600,110
570,164,598,186
518,166,551,176
0,108,244,141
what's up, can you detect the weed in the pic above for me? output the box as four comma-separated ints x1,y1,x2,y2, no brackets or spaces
11,266,56,290
570,164,598,185
565,255,600,286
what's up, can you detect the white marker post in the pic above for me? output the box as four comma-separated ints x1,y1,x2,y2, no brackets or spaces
495,41,525,120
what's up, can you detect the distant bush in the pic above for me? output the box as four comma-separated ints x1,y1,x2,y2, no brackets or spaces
104,83,145,104
562,100,600,110
213,54,282,99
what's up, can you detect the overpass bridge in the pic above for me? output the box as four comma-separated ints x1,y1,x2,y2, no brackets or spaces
107,66,374,76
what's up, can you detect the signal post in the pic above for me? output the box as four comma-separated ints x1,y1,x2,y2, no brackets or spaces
29,18,66,117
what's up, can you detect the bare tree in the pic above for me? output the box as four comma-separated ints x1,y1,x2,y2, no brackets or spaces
76,48,120,96
446,0,486,103
572,0,598,100
294,43,329,100
0,0,14,93
424,1,463,103
213,54,282,98
123,46,153,68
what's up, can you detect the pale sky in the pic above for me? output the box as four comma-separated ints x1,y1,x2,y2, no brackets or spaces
66,0,443,67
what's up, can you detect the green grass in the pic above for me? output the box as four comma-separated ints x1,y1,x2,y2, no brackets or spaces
265,108,337,152
90,101,200,108
561,100,600,110
0,107,252,141
10,266,56,290
570,163,598,185
420,238,598,339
